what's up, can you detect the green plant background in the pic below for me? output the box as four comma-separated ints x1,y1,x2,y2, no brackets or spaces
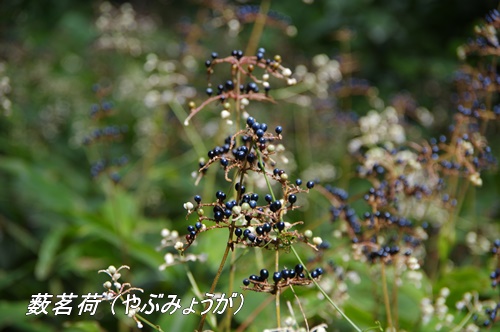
1,0,499,331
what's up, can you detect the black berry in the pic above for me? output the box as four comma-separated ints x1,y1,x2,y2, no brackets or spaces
270,200,282,212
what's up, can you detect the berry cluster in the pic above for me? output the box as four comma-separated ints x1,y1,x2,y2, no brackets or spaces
181,184,316,252
82,125,128,146
89,155,128,179
322,162,430,266
197,116,285,182
461,9,500,56
177,115,322,254
472,303,500,328
84,85,129,183
490,267,500,288
89,100,113,119
492,239,500,255
242,264,323,294
184,48,295,125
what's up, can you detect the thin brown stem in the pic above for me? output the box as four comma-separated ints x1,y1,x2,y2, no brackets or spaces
223,249,237,332
290,285,309,331
236,296,274,332
197,239,232,331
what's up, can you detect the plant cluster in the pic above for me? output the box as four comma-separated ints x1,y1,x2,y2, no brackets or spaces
2,1,500,332
155,47,348,331
154,7,500,332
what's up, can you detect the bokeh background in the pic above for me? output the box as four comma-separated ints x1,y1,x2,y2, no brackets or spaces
1,0,499,331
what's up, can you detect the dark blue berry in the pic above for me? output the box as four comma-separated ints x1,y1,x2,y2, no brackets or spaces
235,182,245,193
241,194,250,203
263,223,271,233
195,222,203,230
235,228,243,237
225,200,236,210
306,181,315,189
225,80,234,90
260,269,269,280
275,126,283,134
311,270,319,278
205,60,211,67
243,279,250,286
235,150,246,160
246,152,256,163
216,191,226,200
295,264,303,274
276,221,285,231
296,179,302,186
265,194,273,203
206,88,213,96
246,116,255,126
194,195,202,203
187,225,195,232
270,200,282,212
256,226,264,235
249,274,259,281
273,272,282,282
211,52,218,59
247,82,259,93
214,211,224,221
288,194,297,204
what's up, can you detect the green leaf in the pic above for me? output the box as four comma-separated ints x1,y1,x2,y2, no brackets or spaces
35,227,66,280
62,320,105,332
0,301,53,331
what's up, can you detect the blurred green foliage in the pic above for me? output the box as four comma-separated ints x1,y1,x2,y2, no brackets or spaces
0,0,499,331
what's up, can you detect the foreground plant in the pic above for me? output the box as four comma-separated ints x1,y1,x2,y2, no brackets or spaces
155,47,363,332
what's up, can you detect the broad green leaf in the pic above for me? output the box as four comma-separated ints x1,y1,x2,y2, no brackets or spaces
35,227,66,280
